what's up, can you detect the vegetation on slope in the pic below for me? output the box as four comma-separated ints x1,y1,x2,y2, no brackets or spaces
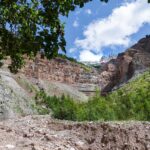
35,71,150,121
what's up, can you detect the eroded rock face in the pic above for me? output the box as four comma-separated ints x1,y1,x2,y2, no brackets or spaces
99,53,134,93
99,36,150,94
20,56,101,96
22,57,100,84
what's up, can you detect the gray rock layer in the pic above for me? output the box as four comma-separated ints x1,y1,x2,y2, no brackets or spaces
0,70,36,120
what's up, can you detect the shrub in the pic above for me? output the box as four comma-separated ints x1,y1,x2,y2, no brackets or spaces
35,71,150,121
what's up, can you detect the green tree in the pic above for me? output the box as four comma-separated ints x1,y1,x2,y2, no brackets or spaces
0,0,149,72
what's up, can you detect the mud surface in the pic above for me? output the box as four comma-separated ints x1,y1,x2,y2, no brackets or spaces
0,116,150,150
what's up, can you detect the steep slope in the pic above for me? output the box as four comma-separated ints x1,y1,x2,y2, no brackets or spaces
0,69,37,120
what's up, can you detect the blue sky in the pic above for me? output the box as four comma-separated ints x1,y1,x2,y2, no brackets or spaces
61,0,150,62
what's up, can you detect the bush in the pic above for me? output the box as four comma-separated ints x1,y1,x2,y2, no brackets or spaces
35,71,150,121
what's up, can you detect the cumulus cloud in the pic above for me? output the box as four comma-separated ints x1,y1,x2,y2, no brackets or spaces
79,50,102,62
85,9,92,15
73,20,79,27
75,0,150,61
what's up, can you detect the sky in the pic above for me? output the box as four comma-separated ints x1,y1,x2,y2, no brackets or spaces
61,0,150,62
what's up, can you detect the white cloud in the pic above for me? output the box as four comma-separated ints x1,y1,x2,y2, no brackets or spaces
75,0,150,61
85,9,92,15
73,20,79,27
79,50,102,62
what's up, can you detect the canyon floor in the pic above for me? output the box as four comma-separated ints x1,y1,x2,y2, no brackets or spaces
0,115,150,150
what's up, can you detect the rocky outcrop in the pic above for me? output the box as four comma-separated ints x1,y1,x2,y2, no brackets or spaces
99,36,150,94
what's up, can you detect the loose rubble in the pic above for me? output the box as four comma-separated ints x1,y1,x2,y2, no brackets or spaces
0,115,150,150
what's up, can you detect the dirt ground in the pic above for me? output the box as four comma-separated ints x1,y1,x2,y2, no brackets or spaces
0,115,150,150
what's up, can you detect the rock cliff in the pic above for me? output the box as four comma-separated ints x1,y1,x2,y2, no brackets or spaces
99,36,150,93
20,56,101,96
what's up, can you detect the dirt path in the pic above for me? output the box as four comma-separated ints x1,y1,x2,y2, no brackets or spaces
0,115,150,150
